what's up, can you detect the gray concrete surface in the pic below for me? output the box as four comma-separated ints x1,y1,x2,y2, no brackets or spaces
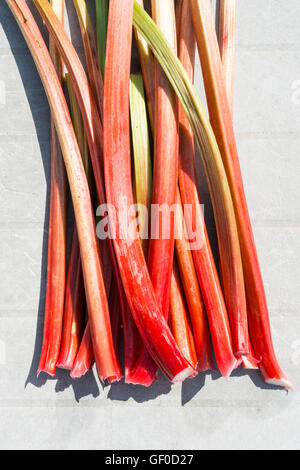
0,0,299,450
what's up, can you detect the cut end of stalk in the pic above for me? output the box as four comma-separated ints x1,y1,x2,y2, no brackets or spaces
56,363,73,371
262,369,294,391
223,357,242,378
125,367,158,387
260,364,294,391
70,369,87,380
241,355,259,370
107,374,123,384
265,377,294,392
70,361,94,379
171,366,196,383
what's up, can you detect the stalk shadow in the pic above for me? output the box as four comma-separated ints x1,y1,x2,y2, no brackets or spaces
1,1,50,389
230,366,289,392
181,370,214,406
107,370,172,403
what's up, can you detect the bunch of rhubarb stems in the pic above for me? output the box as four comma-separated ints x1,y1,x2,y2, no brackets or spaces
5,0,293,391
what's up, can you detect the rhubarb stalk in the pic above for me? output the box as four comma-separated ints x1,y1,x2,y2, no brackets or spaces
129,73,158,386
104,0,194,382
133,0,244,376
133,2,211,376
190,0,292,389
175,190,214,372
73,0,104,119
134,0,155,129
95,0,109,78
147,0,178,319
183,0,249,358
57,75,87,370
70,323,93,378
6,0,122,382
170,261,198,370
38,0,67,377
217,0,258,370
218,0,236,113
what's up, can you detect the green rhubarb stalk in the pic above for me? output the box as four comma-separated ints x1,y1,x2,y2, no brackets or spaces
130,73,152,246
95,0,109,78
73,0,104,120
133,0,155,129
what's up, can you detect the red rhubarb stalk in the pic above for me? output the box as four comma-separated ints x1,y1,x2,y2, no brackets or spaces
6,0,122,382
70,0,132,382
104,0,194,382
109,281,122,357
32,0,125,381
147,0,178,319
189,0,248,358
218,0,236,114
175,1,236,374
169,260,198,370
190,0,293,389
70,323,93,378
175,0,183,40
32,0,105,204
217,0,258,370
57,228,85,369
134,2,240,377
126,73,157,386
107,281,123,384
38,0,67,377
175,190,214,372
57,75,87,370
133,1,244,376
133,4,211,377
